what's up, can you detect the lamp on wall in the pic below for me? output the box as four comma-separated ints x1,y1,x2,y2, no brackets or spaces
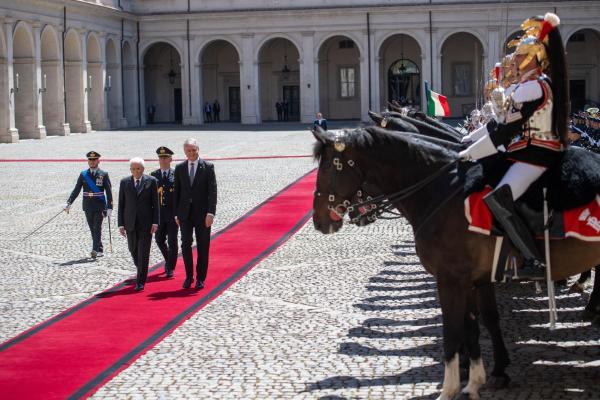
281,40,290,81
398,34,407,74
168,69,177,85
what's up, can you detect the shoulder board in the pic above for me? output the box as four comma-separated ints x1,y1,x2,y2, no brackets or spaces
511,80,543,104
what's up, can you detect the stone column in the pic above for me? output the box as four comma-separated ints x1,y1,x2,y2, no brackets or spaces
2,18,18,142
196,60,204,124
139,64,146,125
299,31,316,123
359,29,370,121
369,31,380,114
80,30,92,132
487,26,500,72
184,35,200,125
240,33,259,124
112,36,127,128
421,27,433,112
57,32,70,135
98,33,110,130
431,28,442,94
32,22,47,138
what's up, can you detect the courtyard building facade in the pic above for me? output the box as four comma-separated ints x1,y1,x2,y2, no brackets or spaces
0,0,598,142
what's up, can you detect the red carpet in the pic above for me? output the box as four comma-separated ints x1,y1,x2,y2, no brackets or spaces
0,170,316,400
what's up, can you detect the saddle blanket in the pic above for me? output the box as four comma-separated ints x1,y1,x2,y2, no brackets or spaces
465,187,600,241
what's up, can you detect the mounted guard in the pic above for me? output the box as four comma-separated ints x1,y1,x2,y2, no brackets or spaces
458,12,569,279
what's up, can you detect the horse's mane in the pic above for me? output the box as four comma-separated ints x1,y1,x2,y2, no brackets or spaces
313,126,458,165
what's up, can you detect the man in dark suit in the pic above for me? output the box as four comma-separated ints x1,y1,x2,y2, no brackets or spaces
173,138,217,289
118,158,159,291
151,146,178,278
65,151,113,259
313,112,328,131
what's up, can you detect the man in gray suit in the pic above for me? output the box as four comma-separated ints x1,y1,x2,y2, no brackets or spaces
118,158,159,291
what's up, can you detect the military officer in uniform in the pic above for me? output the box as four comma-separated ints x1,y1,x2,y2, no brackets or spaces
65,151,114,259
151,146,179,277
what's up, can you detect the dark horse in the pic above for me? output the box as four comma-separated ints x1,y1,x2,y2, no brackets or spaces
312,126,600,399
368,109,600,321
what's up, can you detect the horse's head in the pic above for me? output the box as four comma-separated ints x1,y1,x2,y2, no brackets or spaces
312,128,368,234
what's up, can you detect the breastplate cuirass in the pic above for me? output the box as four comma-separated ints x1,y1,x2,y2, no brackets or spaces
524,80,558,141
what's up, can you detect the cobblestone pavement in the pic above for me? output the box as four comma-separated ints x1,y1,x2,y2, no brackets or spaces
1,126,599,399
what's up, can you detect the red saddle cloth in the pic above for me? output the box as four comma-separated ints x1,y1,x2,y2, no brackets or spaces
464,188,600,241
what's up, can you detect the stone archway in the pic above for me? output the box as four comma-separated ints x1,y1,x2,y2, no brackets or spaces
317,35,361,120
258,38,301,122
378,34,422,111
64,29,85,132
200,40,241,122
87,33,104,130
441,32,484,118
106,38,119,128
41,26,64,135
143,42,182,124
13,22,43,138
567,29,600,112
122,41,137,126
0,26,9,141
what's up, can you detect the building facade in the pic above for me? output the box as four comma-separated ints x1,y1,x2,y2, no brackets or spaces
0,0,598,142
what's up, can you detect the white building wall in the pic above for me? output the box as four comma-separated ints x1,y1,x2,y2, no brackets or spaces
0,0,599,140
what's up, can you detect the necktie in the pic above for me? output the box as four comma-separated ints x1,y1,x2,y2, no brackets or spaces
135,179,141,193
163,171,167,181
189,163,195,186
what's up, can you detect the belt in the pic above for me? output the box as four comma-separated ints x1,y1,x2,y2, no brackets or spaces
83,192,105,197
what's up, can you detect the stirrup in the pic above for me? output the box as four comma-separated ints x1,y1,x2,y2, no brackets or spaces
513,259,546,281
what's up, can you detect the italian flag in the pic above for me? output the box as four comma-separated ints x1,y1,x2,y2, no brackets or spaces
425,81,450,117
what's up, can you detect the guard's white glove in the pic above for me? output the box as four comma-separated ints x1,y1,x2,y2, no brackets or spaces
64,203,71,214
460,124,489,143
105,209,112,218
458,134,498,162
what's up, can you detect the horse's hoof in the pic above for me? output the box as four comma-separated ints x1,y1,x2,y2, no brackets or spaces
457,391,479,400
569,282,585,294
487,374,510,389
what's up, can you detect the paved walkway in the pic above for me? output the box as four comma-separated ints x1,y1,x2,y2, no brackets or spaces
0,128,598,399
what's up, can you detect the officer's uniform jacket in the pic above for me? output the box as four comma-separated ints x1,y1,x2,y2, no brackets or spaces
151,168,175,224
488,70,563,167
67,168,113,213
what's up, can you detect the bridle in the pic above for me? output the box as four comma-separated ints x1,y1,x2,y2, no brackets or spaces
315,137,460,231
314,143,378,221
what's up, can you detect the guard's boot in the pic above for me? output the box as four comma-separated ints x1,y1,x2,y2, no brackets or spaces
484,185,546,280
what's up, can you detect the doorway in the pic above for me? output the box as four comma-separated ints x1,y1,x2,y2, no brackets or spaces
229,86,241,121
174,88,182,123
282,85,300,121
570,80,586,112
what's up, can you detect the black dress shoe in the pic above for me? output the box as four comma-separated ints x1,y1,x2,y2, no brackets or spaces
195,280,204,290
182,277,193,289
166,269,174,278
135,283,144,291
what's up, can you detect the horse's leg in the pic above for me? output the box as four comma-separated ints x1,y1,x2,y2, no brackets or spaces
477,284,510,389
437,281,469,400
461,289,486,400
583,266,600,321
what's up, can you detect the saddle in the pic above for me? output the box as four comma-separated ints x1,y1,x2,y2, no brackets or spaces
463,146,600,241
